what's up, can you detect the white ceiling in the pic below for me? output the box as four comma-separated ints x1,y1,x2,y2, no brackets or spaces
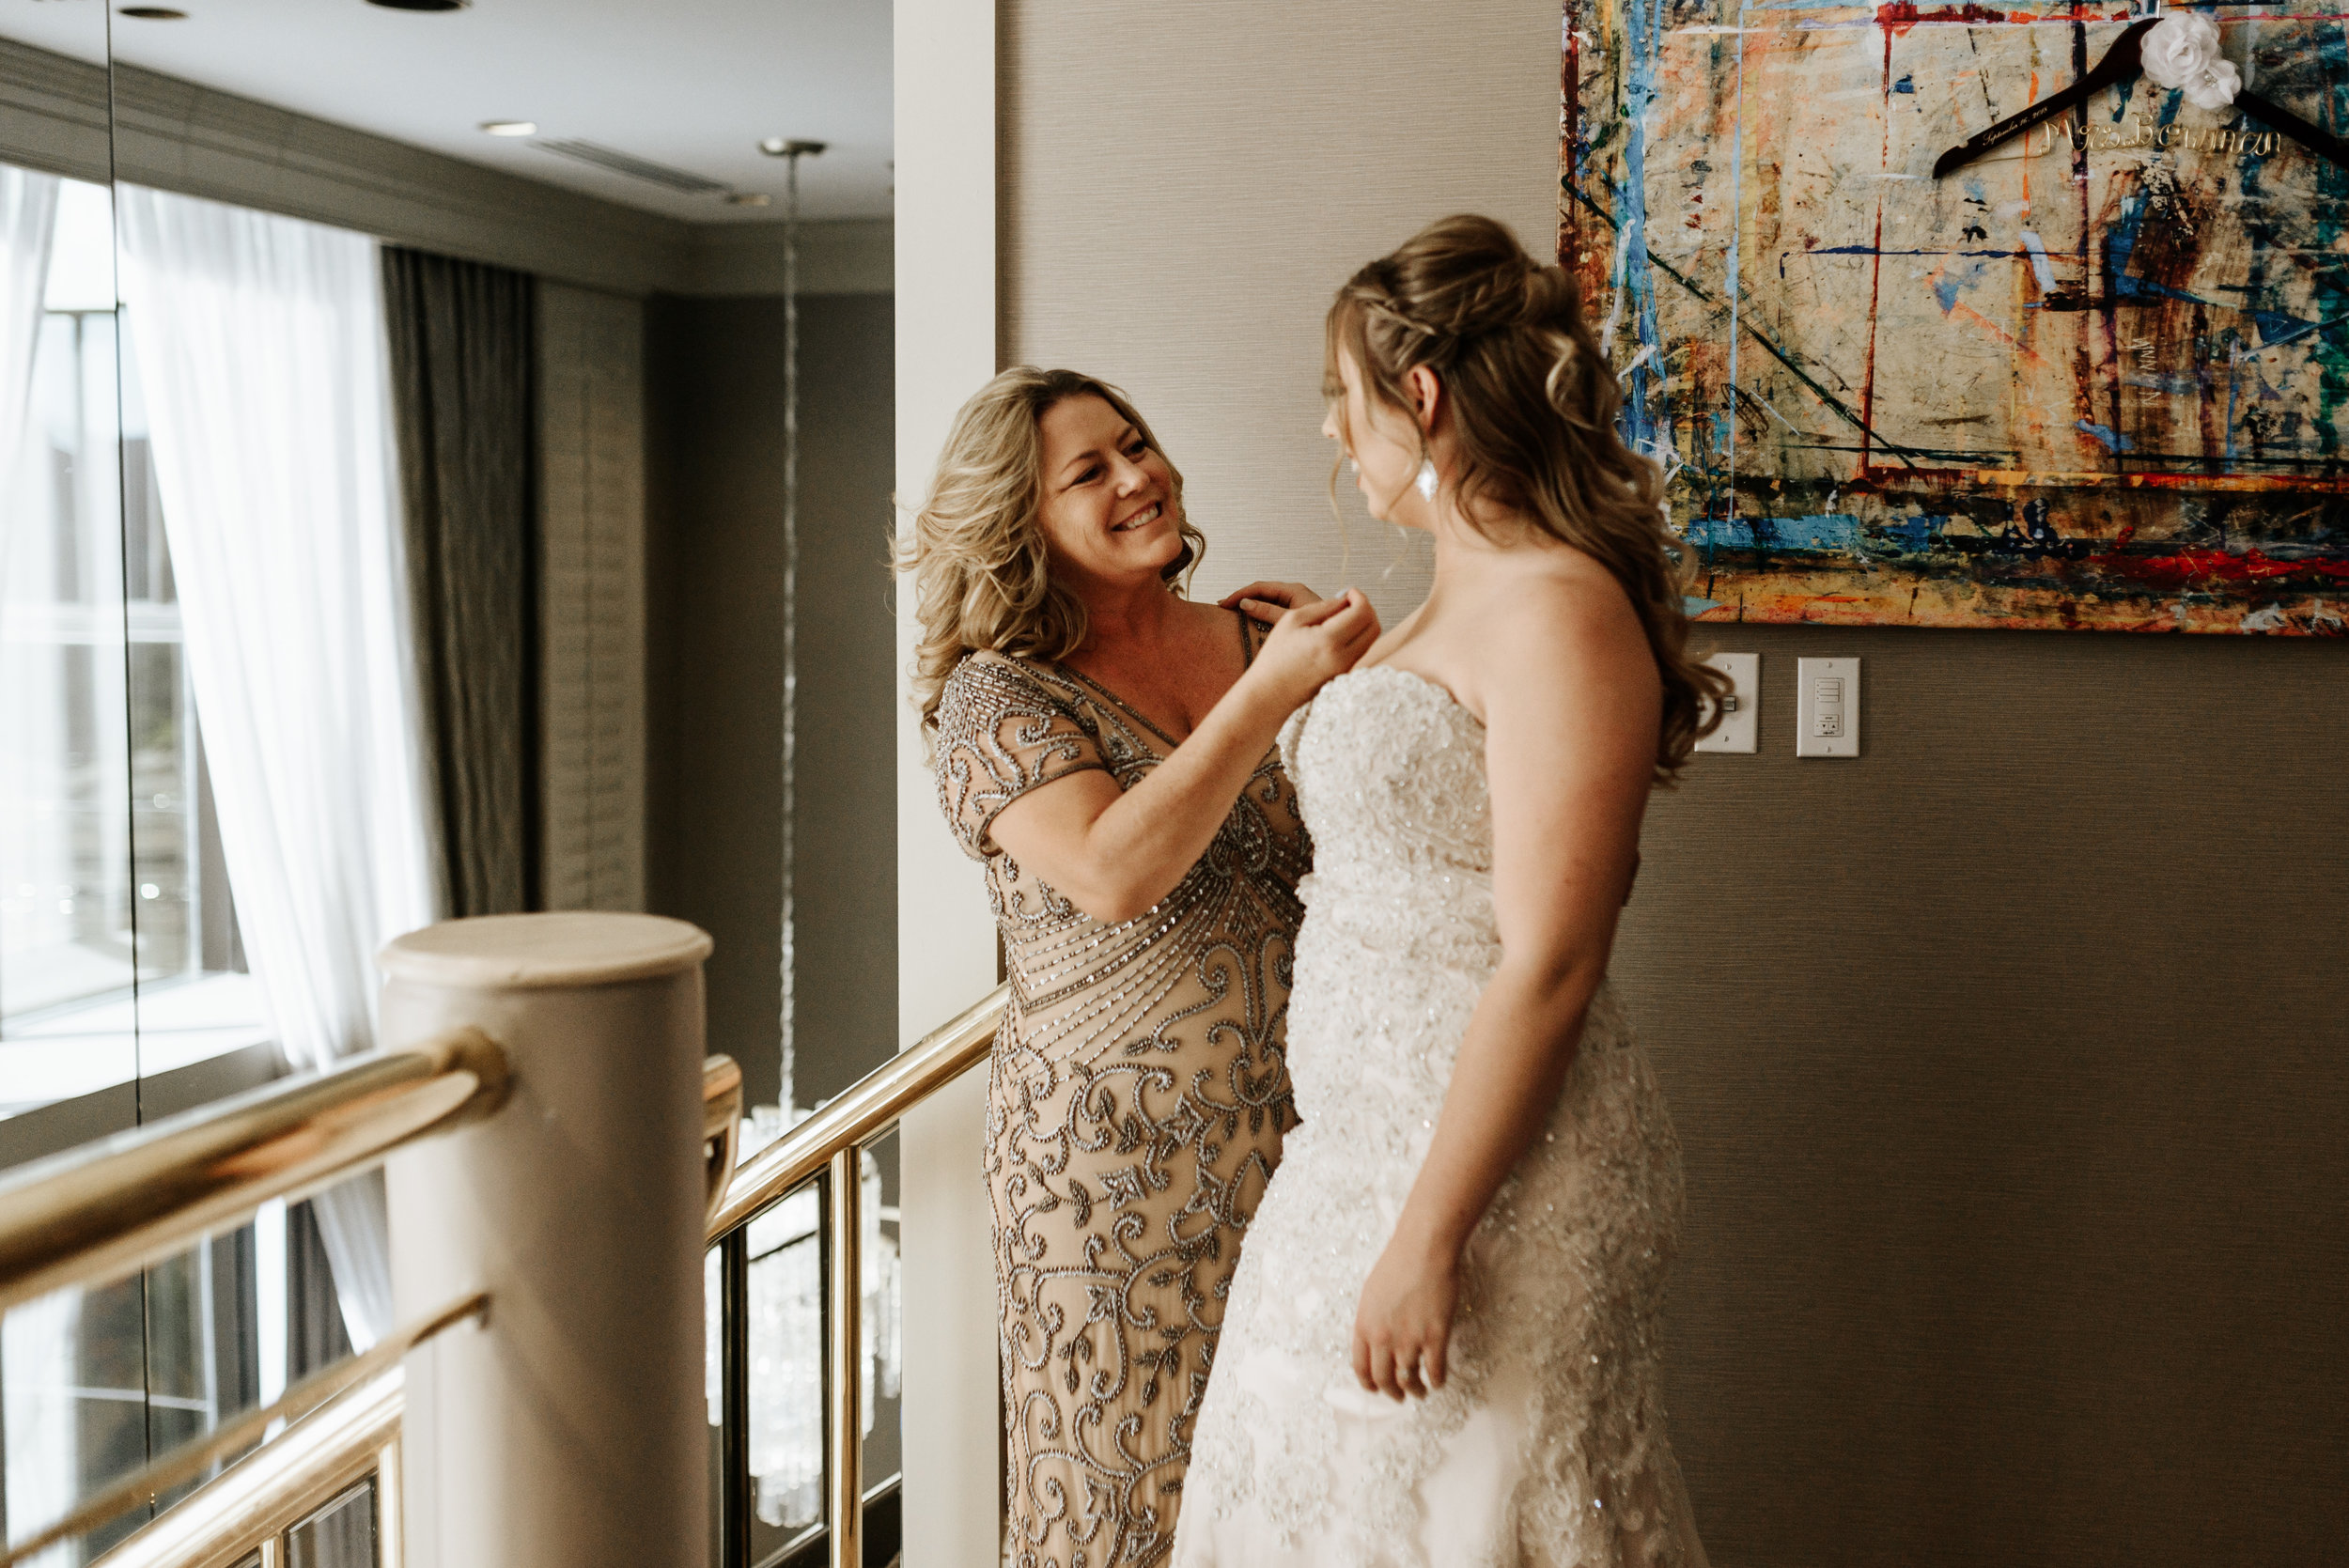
3,0,893,223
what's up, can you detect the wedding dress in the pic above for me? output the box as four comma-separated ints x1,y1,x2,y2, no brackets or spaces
1174,666,1707,1568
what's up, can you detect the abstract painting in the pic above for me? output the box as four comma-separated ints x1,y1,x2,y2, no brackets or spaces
1561,1,2349,632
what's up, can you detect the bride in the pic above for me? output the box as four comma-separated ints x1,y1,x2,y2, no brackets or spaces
1174,215,1723,1568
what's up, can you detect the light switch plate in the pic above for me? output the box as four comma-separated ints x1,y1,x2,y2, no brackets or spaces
1692,653,1757,753
1796,657,1859,757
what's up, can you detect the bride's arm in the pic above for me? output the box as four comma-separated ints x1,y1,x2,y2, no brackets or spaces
1350,573,1660,1401
989,591,1376,924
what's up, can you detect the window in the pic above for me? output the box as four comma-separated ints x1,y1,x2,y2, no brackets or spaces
0,177,266,1129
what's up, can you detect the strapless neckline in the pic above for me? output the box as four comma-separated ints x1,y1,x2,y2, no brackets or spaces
1330,663,1485,731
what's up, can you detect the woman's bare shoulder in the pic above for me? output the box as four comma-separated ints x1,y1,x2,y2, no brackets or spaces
1180,594,1250,631
1468,547,1638,643
1445,554,1652,715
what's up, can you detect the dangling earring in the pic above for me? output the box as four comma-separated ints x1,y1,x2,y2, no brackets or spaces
1415,458,1439,501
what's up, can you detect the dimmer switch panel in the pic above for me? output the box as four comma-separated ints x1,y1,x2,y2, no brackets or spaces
1691,653,1758,753
1796,657,1860,757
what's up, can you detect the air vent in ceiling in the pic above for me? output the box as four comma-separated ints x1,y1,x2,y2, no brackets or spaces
535,140,729,196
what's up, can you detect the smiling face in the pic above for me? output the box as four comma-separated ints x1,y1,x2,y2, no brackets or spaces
1034,394,1184,589
1323,346,1431,526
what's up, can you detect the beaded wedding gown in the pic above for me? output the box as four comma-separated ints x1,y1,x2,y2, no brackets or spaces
1174,666,1708,1568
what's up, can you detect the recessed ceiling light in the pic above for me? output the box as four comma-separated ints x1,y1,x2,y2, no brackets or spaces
118,6,189,17
724,193,771,208
479,121,537,138
367,0,469,10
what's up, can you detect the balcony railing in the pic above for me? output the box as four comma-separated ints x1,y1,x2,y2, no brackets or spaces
0,955,1007,1568
708,982,1005,1568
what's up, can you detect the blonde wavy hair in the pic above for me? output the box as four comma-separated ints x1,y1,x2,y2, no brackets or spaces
898,366,1205,740
1328,215,1727,780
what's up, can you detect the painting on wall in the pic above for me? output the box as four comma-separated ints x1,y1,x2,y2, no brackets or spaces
1561,1,2349,633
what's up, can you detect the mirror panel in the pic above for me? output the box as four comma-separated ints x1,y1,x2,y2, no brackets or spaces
1,0,133,1136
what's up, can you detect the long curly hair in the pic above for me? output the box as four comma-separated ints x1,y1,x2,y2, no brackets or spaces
897,366,1204,741
1328,215,1727,780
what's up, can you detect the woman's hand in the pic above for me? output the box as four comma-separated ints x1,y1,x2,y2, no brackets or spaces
1244,590,1379,713
1351,1232,1459,1400
1219,580,1326,625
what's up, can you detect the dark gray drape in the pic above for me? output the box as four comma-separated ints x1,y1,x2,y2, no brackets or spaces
381,247,537,917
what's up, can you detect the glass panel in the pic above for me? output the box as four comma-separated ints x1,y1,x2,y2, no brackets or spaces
705,1118,908,1565
285,1477,376,1568
0,175,264,1145
862,1127,903,1496
735,1109,825,1560
860,1127,904,1567
0,5,127,1561
2,181,134,1114
0,1203,351,1563
0,158,275,1564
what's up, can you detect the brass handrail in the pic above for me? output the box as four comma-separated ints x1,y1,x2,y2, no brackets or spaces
706,981,1005,1241
3,1049,744,1568
703,1053,745,1227
0,967,993,1568
0,1030,511,1315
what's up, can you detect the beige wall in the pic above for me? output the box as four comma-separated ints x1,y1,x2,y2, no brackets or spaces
1003,0,1560,610
1001,1,2349,1561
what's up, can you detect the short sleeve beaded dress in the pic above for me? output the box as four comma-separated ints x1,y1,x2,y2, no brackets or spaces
930,613,1310,1568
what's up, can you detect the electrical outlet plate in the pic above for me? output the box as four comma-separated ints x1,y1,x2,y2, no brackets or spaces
1796,657,1859,757
1692,652,1757,753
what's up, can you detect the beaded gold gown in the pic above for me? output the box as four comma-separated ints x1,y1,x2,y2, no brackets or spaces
932,613,1307,1568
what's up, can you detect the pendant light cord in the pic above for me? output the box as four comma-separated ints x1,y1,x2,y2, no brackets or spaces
776,140,822,1113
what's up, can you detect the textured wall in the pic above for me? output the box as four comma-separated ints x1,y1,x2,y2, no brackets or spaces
646,291,899,1111
1002,0,1558,618
1000,2,2349,1561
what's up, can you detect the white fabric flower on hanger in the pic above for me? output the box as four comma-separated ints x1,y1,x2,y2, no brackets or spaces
2140,11,2243,111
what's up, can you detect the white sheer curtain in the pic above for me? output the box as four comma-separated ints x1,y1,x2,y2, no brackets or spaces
115,184,440,1350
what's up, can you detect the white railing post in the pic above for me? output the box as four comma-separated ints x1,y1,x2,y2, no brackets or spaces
380,912,714,1568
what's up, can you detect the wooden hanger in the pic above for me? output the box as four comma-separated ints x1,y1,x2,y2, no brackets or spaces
2234,88,2349,171
1933,12,2349,179
1934,18,2157,179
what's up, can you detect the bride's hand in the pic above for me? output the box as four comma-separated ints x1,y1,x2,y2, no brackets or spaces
1351,1234,1458,1401
1245,590,1378,712
1219,580,1326,625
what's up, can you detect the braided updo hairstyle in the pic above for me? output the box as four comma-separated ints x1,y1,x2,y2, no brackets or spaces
1328,214,1726,780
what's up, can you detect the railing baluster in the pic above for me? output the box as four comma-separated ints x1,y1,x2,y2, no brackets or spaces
719,1227,752,1568
825,1147,863,1568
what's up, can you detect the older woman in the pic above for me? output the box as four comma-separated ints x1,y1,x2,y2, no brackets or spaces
902,367,1376,1568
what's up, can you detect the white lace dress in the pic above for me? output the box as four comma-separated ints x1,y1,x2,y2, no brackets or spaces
1173,667,1708,1568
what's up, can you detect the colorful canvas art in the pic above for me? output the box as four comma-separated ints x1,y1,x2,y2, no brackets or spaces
1561,2,2349,632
